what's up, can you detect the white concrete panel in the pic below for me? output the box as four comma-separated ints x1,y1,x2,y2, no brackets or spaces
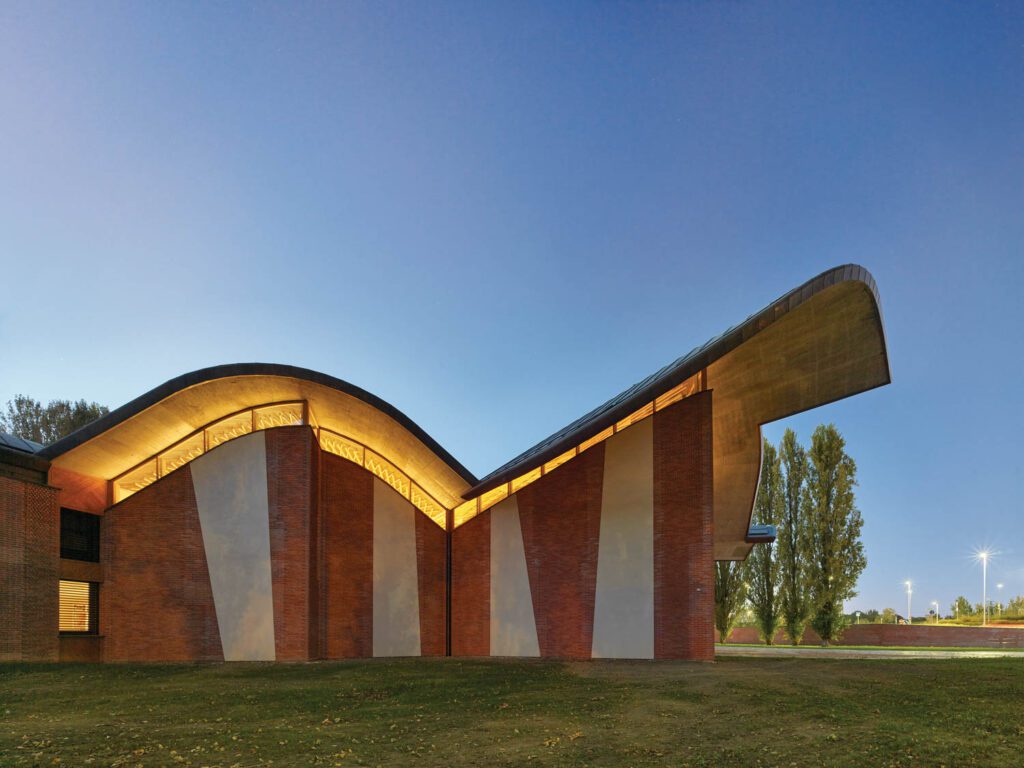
372,478,421,657
592,418,654,659
489,496,539,657
191,431,276,661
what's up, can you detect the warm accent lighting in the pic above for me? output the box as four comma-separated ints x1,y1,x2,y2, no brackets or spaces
451,371,704,528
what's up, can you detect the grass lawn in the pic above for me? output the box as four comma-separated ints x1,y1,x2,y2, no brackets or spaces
2,657,1023,767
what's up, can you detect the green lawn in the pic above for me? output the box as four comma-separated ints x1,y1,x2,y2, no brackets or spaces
2,657,1022,767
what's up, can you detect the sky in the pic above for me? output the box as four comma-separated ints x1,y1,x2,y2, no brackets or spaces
1,2,1022,615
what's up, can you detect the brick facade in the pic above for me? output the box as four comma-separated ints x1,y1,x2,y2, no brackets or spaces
0,476,59,661
450,513,489,656
265,427,316,660
654,391,714,660
102,465,223,661
517,444,604,659
320,452,374,658
415,510,447,656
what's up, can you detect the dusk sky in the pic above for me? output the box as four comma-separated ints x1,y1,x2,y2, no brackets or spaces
1,2,1021,615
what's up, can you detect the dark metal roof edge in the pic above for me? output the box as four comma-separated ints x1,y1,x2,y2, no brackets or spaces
0,443,52,473
465,263,890,499
38,363,479,486
745,524,777,544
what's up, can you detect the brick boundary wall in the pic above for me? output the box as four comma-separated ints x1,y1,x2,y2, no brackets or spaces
719,624,1024,649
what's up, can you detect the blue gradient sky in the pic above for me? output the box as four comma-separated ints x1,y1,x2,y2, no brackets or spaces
2,2,1021,615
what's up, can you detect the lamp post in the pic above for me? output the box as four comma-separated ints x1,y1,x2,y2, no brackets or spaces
931,600,939,624
905,581,913,626
980,552,989,626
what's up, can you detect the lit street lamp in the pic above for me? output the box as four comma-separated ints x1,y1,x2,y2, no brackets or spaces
905,580,913,626
979,551,990,626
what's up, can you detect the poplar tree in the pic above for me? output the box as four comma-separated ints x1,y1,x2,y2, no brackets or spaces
778,428,811,644
747,438,783,644
714,560,748,644
805,424,866,645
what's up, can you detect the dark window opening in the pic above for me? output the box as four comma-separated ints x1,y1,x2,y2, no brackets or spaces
60,508,100,562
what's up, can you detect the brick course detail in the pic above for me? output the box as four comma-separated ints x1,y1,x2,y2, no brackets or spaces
0,476,59,661
654,391,714,661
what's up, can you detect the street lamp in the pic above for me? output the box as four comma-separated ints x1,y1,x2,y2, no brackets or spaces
905,580,913,626
979,551,990,626
931,600,939,624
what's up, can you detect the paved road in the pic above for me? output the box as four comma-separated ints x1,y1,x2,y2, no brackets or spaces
715,644,1024,659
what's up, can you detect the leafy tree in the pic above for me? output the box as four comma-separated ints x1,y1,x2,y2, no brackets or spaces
0,394,109,445
747,438,784,644
778,429,811,644
880,607,897,624
951,595,973,620
804,424,867,645
714,560,748,643
861,608,880,623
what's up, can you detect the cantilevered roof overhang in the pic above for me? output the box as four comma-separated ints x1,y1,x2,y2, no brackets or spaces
40,264,889,560
464,264,890,559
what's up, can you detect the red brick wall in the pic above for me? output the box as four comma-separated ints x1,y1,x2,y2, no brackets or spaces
320,453,373,658
451,513,489,656
415,511,447,656
265,427,315,661
517,444,604,659
722,624,1024,649
654,391,714,660
0,476,59,661
102,466,223,661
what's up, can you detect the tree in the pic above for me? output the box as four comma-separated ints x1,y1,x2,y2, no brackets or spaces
714,560,748,643
951,595,973,621
747,438,784,644
804,424,867,645
778,429,811,644
0,394,109,445
880,607,897,624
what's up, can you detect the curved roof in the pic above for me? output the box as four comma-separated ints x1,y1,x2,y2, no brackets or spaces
38,263,889,556
42,364,478,510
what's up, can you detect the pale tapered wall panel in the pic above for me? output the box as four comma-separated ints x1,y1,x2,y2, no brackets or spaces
489,496,539,657
372,478,421,657
191,432,276,661
592,418,654,659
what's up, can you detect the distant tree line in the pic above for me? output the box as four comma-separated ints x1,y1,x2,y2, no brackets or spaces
715,424,867,646
0,394,109,445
